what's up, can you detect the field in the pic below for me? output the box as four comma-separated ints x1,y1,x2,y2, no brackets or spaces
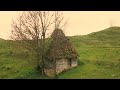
1,26,120,79
0,40,43,79
58,47,120,79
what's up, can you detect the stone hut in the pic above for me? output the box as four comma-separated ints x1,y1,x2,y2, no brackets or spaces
44,29,79,76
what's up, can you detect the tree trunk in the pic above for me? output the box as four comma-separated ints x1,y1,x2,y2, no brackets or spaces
41,33,46,77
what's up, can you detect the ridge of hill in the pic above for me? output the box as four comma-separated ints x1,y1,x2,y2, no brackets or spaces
69,26,120,47
0,38,4,41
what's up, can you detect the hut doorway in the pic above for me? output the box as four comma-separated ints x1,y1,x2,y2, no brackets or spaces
68,58,72,68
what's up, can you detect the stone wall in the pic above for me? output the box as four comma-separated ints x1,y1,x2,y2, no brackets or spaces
71,59,77,67
44,68,54,76
44,58,78,76
56,59,69,74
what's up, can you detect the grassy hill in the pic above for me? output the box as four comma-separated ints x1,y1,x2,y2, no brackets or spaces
0,40,42,79
1,26,120,79
58,26,120,79
69,26,120,47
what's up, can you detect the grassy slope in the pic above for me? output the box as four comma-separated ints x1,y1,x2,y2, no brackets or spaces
1,26,120,79
0,40,42,79
58,26,120,79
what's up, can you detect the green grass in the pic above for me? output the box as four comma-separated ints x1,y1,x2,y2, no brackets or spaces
1,26,120,79
58,47,120,79
58,26,120,79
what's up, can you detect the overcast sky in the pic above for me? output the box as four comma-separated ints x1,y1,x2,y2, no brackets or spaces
0,11,120,39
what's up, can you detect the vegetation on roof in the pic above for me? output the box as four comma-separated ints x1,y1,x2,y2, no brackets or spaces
46,29,79,60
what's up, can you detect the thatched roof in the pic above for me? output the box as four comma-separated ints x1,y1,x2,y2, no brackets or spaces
46,29,79,60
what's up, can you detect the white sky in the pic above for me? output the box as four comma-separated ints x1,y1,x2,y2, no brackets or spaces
0,11,120,39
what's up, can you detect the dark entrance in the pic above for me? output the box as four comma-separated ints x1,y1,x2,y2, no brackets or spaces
68,58,72,67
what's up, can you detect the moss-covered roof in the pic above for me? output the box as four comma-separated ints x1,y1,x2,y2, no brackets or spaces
46,29,79,60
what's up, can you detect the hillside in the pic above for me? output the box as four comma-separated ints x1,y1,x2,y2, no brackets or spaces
0,38,4,40
58,26,120,79
1,26,120,79
88,26,120,42
69,26,120,47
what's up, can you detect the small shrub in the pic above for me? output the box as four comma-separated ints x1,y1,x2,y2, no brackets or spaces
78,60,85,65
6,50,13,56
0,52,5,56
115,59,120,68
3,65,12,71
118,59,120,64
95,60,104,65
95,60,114,68
109,62,114,67
10,50,30,58
84,59,90,63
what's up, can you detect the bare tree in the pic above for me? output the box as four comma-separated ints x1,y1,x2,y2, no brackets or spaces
11,11,68,77
52,11,69,78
